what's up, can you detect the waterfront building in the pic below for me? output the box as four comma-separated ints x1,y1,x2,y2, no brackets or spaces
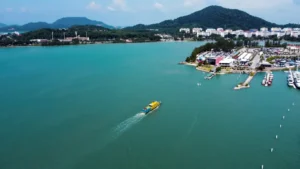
219,58,235,67
234,30,244,36
271,27,282,32
179,28,190,34
197,31,209,37
220,31,228,37
217,28,224,32
244,31,253,38
192,28,202,34
225,29,233,34
283,28,293,34
207,55,224,66
277,31,285,38
260,27,268,31
250,29,258,32
260,61,272,67
293,28,300,31
206,28,217,35
30,39,49,43
290,31,300,38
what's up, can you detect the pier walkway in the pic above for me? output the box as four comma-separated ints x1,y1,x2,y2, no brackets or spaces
243,75,254,86
234,72,256,90
205,73,216,80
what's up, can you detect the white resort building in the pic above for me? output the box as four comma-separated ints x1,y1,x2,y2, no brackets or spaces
179,28,190,34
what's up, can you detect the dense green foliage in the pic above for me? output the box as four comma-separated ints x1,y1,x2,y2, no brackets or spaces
52,17,114,29
186,38,236,62
0,25,161,46
126,6,299,34
0,17,114,31
266,56,281,62
265,40,287,48
216,67,222,72
282,35,300,42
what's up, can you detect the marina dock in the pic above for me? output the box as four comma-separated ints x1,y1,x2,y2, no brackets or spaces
204,73,216,80
234,72,256,90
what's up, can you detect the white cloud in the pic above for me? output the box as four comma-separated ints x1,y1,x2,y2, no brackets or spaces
86,1,101,10
184,0,205,7
107,6,116,11
20,7,28,13
216,0,293,9
154,2,164,10
110,0,129,11
113,0,128,11
5,8,13,12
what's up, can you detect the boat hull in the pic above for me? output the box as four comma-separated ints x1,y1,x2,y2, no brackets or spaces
142,101,161,114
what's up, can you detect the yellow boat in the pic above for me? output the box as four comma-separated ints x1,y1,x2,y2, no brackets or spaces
142,101,161,114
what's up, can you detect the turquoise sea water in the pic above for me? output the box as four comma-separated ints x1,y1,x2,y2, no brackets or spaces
0,42,300,169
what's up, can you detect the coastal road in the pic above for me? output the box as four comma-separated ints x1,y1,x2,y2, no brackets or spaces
251,53,261,69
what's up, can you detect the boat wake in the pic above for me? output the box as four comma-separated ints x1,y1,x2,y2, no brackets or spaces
112,112,146,138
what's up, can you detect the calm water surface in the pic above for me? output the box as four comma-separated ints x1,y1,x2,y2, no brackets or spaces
0,42,300,169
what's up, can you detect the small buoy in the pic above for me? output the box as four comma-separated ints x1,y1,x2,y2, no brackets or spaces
261,164,264,169
292,102,295,106
280,124,282,128
283,116,285,119
288,109,290,112
276,135,278,139
271,148,274,152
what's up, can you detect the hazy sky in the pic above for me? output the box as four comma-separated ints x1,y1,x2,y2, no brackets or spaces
1,0,300,26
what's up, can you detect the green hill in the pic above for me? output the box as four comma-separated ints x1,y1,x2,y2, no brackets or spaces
0,17,114,31
52,17,114,29
126,6,298,32
0,23,6,28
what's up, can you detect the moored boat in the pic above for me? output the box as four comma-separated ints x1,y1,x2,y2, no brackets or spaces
142,101,161,114
294,72,300,89
262,71,273,87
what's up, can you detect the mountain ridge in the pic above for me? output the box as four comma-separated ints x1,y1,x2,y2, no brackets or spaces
125,6,299,32
0,23,7,28
0,17,114,31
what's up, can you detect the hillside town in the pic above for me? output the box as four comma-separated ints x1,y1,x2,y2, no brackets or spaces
179,27,300,38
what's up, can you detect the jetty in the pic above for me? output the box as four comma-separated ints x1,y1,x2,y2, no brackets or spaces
234,72,256,90
204,73,216,80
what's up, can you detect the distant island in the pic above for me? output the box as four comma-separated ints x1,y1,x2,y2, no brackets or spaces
0,17,115,32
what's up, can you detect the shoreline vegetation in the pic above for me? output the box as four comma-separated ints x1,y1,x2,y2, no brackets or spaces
1,24,300,48
0,25,162,47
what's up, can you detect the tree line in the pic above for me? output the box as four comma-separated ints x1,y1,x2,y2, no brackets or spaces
0,25,161,46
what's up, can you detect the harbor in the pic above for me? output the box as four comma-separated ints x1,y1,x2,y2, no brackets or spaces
181,42,300,90
1,40,300,169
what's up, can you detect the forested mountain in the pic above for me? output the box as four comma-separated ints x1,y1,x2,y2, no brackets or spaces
126,6,299,32
0,17,114,31
0,23,6,28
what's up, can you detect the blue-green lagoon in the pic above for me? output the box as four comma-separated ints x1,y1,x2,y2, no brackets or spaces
0,42,300,169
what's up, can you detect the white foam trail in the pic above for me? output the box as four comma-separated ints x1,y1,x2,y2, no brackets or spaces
112,112,146,138
186,114,198,138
